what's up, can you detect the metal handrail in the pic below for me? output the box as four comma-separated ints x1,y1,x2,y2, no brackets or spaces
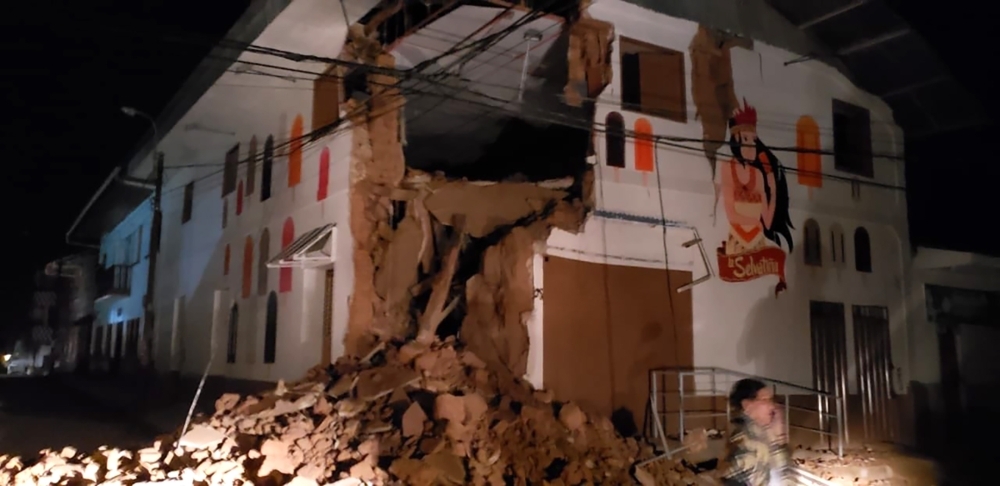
649,367,845,458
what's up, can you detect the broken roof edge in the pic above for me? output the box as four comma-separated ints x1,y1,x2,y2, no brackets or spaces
122,0,294,180
621,0,851,80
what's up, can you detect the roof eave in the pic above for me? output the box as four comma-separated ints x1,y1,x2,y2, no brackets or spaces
123,0,295,179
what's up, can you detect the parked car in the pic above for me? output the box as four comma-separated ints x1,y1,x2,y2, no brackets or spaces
4,353,36,375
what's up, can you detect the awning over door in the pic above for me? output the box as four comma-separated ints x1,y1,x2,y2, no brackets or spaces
267,223,337,268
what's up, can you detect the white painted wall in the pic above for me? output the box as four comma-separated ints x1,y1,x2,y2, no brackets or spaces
126,0,376,383
528,0,911,391
95,200,152,355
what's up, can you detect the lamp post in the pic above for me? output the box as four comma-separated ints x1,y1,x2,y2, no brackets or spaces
121,106,163,373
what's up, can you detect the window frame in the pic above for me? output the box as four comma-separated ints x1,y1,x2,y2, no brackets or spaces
832,99,874,178
803,219,822,267
618,36,687,123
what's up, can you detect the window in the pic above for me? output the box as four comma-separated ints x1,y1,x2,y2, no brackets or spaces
242,236,254,299
795,116,822,188
634,118,654,172
318,147,330,201
134,226,143,263
236,181,244,216
288,115,304,188
830,224,846,266
313,65,341,131
121,227,142,266
832,100,873,178
247,136,257,195
226,304,238,364
854,227,872,273
262,136,274,201
258,229,270,295
605,112,625,168
222,143,240,197
619,37,686,122
224,244,231,276
182,182,194,224
264,291,278,364
280,218,294,293
804,219,822,266
222,198,228,229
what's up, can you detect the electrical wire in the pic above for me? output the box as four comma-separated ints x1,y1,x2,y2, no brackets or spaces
57,3,909,143
141,0,906,197
204,30,907,163
163,56,908,194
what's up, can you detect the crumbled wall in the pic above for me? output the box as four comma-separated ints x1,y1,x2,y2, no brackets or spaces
688,25,752,181
564,13,615,107
343,15,599,379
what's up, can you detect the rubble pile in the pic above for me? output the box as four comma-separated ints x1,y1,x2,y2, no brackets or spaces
793,446,895,486
634,455,719,486
0,338,664,486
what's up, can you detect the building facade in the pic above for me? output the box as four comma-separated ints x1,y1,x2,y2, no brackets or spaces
68,0,971,450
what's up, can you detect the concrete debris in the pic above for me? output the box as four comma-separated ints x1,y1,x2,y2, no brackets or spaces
635,454,721,486
0,338,735,486
793,446,897,486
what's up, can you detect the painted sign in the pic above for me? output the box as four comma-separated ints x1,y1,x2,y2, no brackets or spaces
716,99,794,296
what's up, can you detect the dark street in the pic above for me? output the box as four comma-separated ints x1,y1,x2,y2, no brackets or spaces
0,376,161,459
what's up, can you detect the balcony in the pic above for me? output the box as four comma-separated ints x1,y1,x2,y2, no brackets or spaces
96,265,131,301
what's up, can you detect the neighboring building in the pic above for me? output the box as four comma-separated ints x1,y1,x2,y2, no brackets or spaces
67,176,152,375
28,253,99,373
906,246,1000,449
66,0,979,452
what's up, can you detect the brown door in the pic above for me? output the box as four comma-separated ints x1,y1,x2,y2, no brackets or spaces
322,269,335,365
852,305,894,441
543,256,693,431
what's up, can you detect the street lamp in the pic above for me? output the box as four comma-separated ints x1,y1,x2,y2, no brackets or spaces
121,105,163,373
121,106,159,154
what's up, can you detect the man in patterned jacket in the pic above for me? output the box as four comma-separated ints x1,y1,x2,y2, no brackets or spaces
719,378,791,486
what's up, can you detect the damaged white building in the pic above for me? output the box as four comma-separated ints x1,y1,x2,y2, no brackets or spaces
64,0,987,452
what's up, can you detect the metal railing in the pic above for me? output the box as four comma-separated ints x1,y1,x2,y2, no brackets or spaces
649,367,845,458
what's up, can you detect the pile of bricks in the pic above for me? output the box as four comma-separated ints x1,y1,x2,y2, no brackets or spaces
0,338,679,485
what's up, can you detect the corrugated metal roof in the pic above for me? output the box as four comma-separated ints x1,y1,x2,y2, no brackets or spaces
267,223,335,267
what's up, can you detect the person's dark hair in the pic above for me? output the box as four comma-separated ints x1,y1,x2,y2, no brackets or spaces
729,378,767,411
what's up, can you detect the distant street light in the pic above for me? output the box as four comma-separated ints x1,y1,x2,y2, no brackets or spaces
121,106,159,153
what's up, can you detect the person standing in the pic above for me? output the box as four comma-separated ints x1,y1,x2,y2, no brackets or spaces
719,378,791,486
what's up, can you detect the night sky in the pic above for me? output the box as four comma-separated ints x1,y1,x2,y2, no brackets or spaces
0,1,994,329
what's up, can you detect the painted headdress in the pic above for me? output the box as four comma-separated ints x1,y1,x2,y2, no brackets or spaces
729,98,757,135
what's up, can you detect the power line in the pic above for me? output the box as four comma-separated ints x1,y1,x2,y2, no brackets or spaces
147,0,904,196
210,53,907,192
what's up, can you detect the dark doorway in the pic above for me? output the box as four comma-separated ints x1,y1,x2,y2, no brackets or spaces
264,291,278,364
226,304,239,364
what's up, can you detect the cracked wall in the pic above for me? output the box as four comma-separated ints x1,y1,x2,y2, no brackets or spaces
341,12,610,379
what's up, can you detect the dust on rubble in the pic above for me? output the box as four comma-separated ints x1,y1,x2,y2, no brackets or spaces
0,338,713,486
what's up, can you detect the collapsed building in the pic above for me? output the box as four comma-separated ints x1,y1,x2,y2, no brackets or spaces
62,0,984,475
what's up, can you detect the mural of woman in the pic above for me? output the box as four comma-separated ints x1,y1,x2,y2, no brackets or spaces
718,99,794,295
